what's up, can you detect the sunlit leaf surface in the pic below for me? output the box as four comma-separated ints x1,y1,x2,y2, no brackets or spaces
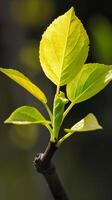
5,106,50,125
0,68,47,103
67,64,112,103
40,7,89,86
65,113,102,133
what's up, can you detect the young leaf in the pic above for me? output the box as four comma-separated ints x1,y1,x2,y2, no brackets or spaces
0,68,47,104
57,113,102,147
53,92,68,140
39,7,89,86
67,64,112,104
5,106,50,125
65,113,102,133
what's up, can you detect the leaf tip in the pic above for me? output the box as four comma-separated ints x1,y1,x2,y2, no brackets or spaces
67,6,75,15
97,123,103,130
0,67,5,73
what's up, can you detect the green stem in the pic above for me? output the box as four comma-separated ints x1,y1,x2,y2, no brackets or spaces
44,103,53,122
45,124,53,136
63,102,74,121
56,85,60,95
56,131,75,147
45,124,56,143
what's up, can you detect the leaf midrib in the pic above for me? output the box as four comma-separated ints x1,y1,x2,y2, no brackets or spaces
58,10,73,87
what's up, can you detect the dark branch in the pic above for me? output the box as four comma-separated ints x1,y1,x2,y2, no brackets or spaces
33,142,69,200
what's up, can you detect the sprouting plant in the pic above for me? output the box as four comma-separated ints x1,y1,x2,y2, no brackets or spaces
0,7,112,200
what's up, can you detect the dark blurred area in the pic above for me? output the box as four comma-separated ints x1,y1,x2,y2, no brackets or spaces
0,0,112,200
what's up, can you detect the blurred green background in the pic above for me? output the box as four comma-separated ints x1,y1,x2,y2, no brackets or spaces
0,0,112,199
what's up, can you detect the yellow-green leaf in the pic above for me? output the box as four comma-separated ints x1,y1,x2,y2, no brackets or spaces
65,113,102,133
57,113,102,146
67,64,112,103
5,106,50,125
0,68,47,103
39,7,89,86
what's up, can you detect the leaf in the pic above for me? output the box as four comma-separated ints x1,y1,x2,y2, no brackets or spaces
67,63,112,103
0,68,47,104
57,113,102,146
53,92,68,140
5,106,50,125
65,113,102,133
39,7,89,86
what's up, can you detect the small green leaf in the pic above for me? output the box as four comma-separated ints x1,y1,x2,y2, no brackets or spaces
40,7,89,86
0,68,47,104
65,113,102,133
5,106,50,125
67,63,112,103
53,92,68,140
57,113,102,146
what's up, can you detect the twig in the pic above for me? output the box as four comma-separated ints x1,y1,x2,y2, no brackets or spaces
33,142,69,200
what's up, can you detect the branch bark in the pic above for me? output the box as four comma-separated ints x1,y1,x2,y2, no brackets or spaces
33,142,69,200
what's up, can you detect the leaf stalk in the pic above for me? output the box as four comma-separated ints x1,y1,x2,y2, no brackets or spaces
63,102,74,120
